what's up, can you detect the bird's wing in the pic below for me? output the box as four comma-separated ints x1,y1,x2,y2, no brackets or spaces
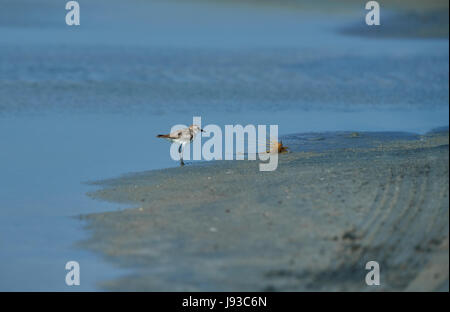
157,130,182,139
169,130,183,139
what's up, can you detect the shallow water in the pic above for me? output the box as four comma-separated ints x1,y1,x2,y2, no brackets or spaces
0,0,448,290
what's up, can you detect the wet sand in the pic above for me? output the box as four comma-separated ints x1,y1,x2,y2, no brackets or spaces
81,130,449,291
340,9,449,39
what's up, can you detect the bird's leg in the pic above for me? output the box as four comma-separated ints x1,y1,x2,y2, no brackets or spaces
179,144,185,166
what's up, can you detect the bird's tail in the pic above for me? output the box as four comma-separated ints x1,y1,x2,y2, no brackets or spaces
157,134,170,138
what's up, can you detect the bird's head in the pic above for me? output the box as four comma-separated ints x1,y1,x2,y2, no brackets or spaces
190,124,204,134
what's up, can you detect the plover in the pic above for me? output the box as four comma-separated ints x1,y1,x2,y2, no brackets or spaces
157,125,204,166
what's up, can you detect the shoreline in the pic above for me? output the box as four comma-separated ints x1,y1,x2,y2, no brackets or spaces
80,129,449,291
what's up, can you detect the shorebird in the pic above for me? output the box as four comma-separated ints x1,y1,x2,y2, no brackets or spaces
157,125,204,166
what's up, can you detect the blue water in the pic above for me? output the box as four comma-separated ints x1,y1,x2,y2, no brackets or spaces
0,0,448,291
